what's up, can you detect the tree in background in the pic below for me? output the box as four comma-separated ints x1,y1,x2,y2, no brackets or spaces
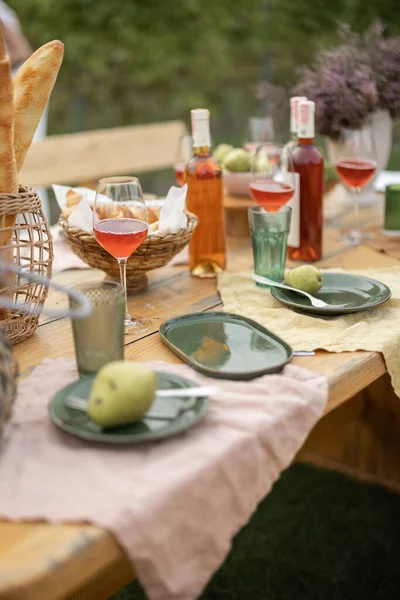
7,0,266,136
6,0,399,141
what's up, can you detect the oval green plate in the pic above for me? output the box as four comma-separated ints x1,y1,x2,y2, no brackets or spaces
270,272,391,316
49,371,208,444
160,311,293,380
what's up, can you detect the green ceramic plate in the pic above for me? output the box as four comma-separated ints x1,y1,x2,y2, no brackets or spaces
160,311,293,380
270,272,391,316
49,371,208,444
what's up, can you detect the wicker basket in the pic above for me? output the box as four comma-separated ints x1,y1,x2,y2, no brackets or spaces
0,325,17,437
0,186,53,344
59,212,198,294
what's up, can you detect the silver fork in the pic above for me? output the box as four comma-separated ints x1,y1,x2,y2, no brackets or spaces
252,274,351,309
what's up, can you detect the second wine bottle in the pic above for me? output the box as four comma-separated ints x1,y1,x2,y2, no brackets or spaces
288,100,324,262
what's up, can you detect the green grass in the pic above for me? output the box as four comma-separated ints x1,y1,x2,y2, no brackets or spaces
111,464,400,600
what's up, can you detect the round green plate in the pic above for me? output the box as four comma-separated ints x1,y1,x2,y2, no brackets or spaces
49,371,208,444
270,272,391,316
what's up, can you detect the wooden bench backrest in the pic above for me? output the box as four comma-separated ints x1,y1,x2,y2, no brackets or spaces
19,120,188,187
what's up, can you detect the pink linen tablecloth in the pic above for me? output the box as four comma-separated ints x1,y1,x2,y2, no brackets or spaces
0,358,327,600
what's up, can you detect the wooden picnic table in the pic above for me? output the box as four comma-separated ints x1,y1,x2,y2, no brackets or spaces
1,199,400,600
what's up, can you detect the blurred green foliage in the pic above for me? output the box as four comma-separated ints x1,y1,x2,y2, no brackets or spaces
6,0,400,141
7,0,266,135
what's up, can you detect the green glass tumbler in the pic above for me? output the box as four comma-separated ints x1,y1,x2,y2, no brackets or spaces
249,206,292,285
69,281,125,377
384,184,400,235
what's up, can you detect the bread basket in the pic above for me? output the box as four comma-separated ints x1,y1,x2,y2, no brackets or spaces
0,186,53,344
59,212,198,294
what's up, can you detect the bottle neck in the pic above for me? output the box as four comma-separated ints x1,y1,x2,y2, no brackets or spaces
193,145,211,157
297,137,314,146
191,110,211,148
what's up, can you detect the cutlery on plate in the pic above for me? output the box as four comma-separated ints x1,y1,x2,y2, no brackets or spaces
252,274,351,309
65,386,217,414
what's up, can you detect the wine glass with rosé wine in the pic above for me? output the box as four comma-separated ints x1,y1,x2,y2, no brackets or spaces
93,176,150,336
249,144,295,212
174,135,193,186
332,126,378,245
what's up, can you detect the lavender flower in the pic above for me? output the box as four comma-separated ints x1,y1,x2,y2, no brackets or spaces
294,21,400,140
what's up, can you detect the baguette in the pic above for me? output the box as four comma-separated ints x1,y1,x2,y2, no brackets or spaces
0,24,18,320
0,23,17,193
13,40,64,171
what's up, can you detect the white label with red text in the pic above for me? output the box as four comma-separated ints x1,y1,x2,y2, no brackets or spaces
286,171,300,248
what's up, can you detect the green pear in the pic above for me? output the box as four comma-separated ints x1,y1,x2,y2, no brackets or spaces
224,148,252,173
87,361,158,429
284,265,323,294
213,143,234,165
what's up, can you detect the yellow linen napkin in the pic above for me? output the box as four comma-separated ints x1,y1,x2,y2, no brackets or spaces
218,267,400,396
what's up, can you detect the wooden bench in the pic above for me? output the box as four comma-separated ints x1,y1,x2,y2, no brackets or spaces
19,120,188,187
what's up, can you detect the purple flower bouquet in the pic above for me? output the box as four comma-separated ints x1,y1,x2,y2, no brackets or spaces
294,22,400,140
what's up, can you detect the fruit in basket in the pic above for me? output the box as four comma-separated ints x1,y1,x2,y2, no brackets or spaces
87,361,158,428
224,148,252,173
284,265,323,294
213,143,234,165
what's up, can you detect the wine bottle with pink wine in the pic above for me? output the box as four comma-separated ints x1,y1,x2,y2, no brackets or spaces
288,100,324,262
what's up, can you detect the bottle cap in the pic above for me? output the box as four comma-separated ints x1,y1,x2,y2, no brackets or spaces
290,96,307,134
191,109,211,148
298,100,315,139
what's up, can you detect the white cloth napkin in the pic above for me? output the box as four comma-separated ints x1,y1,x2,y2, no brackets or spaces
68,196,94,232
158,184,188,234
53,185,188,236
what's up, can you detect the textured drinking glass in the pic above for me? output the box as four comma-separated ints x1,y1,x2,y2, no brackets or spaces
384,184,400,234
249,206,292,283
70,281,125,377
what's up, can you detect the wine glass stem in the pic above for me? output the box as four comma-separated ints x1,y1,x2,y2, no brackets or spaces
118,258,130,318
353,188,360,235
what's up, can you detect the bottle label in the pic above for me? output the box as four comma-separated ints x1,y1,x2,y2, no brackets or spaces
191,109,211,147
290,96,307,135
298,101,315,139
286,171,300,248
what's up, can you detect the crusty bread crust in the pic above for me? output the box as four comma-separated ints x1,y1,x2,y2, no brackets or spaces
13,40,64,171
0,25,18,319
0,24,17,193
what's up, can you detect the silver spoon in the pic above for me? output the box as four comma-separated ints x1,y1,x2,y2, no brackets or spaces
252,274,351,309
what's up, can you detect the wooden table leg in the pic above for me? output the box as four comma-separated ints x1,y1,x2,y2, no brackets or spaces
297,373,400,493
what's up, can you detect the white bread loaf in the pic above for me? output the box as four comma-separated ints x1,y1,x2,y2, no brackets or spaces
13,40,64,171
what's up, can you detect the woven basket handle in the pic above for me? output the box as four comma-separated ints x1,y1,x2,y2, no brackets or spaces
0,262,91,319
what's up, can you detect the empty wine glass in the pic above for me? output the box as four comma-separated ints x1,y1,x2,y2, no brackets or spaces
249,144,295,212
331,126,378,244
174,134,193,186
93,176,150,335
244,116,275,153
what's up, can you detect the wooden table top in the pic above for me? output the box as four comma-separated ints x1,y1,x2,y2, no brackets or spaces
1,208,398,600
